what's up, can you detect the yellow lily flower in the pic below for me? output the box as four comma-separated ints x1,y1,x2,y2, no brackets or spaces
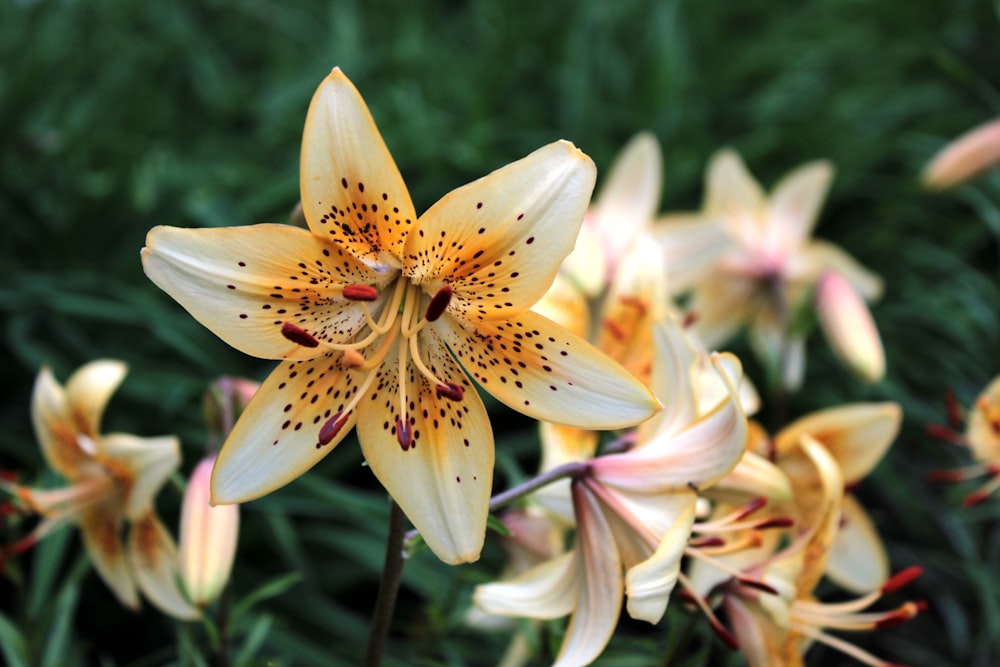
142,68,660,564
687,149,883,388
2,361,197,619
474,343,748,667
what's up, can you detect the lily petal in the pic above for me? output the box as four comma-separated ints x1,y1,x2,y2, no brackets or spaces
128,511,200,620
652,213,733,294
356,330,492,564
704,149,767,246
688,271,759,348
300,68,416,267
554,483,623,667
774,403,901,483
625,496,697,624
725,595,786,667
794,239,883,301
100,434,181,521
474,551,579,620
437,310,660,429
768,160,834,254
78,497,138,610
560,213,608,297
31,366,91,480
531,271,590,338
709,450,793,503
143,224,387,360
406,141,596,319
594,354,746,492
587,132,662,274
211,354,360,504
824,495,889,593
638,317,699,442
64,360,127,441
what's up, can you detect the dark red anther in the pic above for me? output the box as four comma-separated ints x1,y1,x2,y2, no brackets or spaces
874,602,921,629
708,616,740,650
682,311,699,329
424,284,453,322
396,417,413,450
343,284,379,301
0,469,18,483
737,577,779,596
925,423,965,445
881,566,923,594
926,469,965,483
318,412,348,446
753,516,794,530
963,489,991,507
944,390,962,428
281,322,320,348
688,536,726,548
733,496,768,521
435,382,465,401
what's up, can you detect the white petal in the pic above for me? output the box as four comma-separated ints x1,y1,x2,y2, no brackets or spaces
473,551,579,620
625,497,697,623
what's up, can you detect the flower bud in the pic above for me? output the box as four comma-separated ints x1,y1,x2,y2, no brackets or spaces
816,271,885,383
922,117,1000,190
179,456,239,606
202,377,259,441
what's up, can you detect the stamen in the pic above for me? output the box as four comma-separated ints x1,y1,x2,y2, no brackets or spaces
682,311,699,328
435,382,465,401
881,566,923,594
318,412,349,447
396,417,413,451
790,622,892,667
925,423,966,445
281,322,320,347
343,284,379,301
339,348,366,369
873,601,922,629
688,536,726,548
752,516,794,530
424,284,453,322
737,577,779,596
677,574,739,649
944,390,963,428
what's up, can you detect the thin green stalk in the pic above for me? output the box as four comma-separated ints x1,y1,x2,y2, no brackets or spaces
364,501,407,667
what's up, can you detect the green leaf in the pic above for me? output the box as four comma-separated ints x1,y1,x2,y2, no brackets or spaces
0,612,31,667
230,572,303,628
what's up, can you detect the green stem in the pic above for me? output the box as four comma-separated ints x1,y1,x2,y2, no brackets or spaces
364,501,407,667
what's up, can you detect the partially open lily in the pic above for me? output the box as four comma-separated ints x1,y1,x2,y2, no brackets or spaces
474,349,747,666
1,361,197,619
142,68,659,564
687,149,883,389
816,271,886,383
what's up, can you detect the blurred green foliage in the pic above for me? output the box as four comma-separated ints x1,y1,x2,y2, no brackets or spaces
1,0,999,665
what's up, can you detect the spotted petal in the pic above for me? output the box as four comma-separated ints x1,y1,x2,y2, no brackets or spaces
300,68,417,267
356,330,492,564
437,310,660,429
405,141,596,320
128,511,200,620
143,224,388,360
211,354,361,504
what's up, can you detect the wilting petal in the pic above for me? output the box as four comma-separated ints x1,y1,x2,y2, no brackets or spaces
531,271,590,338
143,224,387,360
180,457,239,606
128,511,200,620
587,132,662,274
594,354,746,492
922,117,1000,190
300,68,417,267
554,483,623,667
625,497,697,623
816,271,885,383
638,317,699,442
64,360,127,440
652,213,732,294
774,403,901,483
704,149,767,246
356,331,492,564
78,497,138,610
767,160,833,255
101,434,181,520
824,495,888,593
31,367,92,480
406,141,596,319
794,239,883,301
211,354,360,504
474,551,579,619
437,310,659,429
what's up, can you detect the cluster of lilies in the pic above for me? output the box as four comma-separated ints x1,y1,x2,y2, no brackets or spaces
4,68,1000,666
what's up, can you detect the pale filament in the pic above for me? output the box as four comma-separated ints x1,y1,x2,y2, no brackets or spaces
790,621,894,667
693,531,763,557
792,603,912,631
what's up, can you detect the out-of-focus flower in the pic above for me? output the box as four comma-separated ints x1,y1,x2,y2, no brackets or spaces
723,437,922,667
922,117,1000,190
687,149,882,389
928,376,1000,505
142,68,659,565
1,361,197,619
815,271,886,383
474,340,748,667
179,456,239,606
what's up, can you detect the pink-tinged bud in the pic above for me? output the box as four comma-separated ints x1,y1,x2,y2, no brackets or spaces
815,271,885,383
179,456,239,606
922,117,1000,190
343,284,379,301
203,377,260,438
281,322,320,347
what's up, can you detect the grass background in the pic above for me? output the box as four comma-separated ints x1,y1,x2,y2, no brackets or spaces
1,0,999,665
